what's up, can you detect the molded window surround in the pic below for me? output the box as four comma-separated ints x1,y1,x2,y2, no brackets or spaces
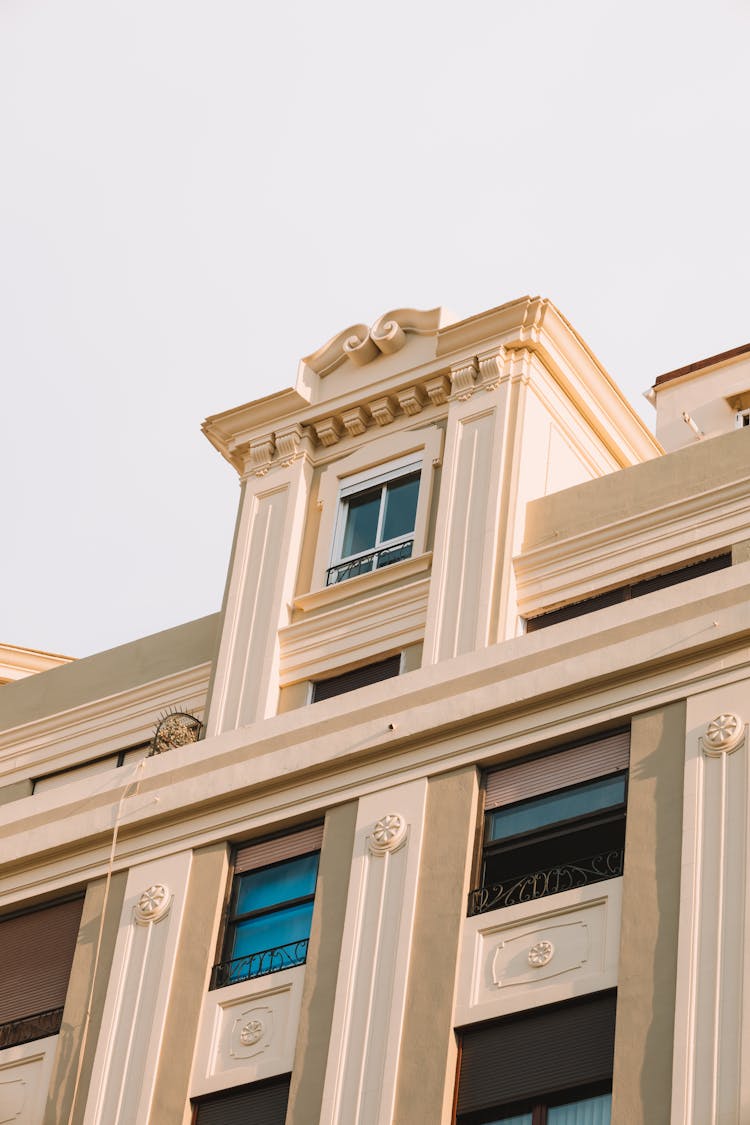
211,825,322,989
310,426,443,593
469,731,629,917
328,457,421,585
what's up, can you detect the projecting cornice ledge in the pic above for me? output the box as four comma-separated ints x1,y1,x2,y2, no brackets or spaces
4,567,750,907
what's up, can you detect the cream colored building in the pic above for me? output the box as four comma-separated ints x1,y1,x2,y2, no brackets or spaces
2,298,750,1124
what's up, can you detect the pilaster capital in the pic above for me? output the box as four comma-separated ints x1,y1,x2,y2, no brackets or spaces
274,422,312,467
449,359,479,402
476,348,506,391
244,436,275,477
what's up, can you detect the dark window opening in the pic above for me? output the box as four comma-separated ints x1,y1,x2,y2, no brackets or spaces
311,654,401,703
192,1074,290,1125
0,894,85,1048
455,991,616,1124
470,732,629,916
526,552,731,632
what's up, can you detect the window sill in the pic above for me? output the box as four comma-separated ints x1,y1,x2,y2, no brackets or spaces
294,551,432,613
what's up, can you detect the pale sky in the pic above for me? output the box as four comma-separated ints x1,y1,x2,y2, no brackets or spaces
2,0,749,658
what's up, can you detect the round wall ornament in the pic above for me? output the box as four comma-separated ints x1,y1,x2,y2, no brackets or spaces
134,883,171,924
702,713,745,756
239,1018,265,1047
527,940,555,968
368,812,407,855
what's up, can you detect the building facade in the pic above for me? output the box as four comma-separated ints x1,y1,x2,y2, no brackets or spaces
2,297,750,1124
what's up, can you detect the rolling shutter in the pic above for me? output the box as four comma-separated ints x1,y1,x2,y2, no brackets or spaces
193,1075,290,1125
485,730,630,811
235,824,324,875
311,654,401,702
0,895,84,1025
456,991,616,1117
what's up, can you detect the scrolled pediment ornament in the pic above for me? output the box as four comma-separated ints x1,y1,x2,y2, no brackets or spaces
302,308,443,377
701,713,745,756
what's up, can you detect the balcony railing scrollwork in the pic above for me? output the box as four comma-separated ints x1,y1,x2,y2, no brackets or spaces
210,938,310,990
326,539,414,586
468,848,625,916
0,1006,64,1050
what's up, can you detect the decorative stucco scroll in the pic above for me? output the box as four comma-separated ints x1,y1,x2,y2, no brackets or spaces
701,713,745,756
302,308,443,377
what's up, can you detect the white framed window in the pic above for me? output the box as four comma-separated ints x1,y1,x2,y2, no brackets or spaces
310,425,443,594
327,455,422,585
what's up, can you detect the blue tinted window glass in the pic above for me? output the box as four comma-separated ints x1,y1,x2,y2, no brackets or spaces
342,488,381,557
231,900,315,962
548,1092,611,1124
235,853,319,915
486,1114,533,1125
488,775,626,843
381,473,420,542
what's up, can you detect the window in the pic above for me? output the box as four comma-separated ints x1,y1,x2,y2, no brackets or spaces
211,825,323,989
455,992,616,1125
310,654,402,702
469,731,629,916
32,743,151,794
736,408,750,428
0,894,84,1048
525,553,731,632
192,1074,290,1125
327,456,422,585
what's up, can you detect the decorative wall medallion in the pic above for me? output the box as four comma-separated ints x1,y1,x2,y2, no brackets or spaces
229,1005,273,1059
368,812,408,855
527,940,555,968
702,713,745,756
491,921,590,989
239,1018,265,1047
134,883,171,924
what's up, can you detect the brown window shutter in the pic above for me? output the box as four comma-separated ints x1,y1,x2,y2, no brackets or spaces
234,824,324,875
0,896,84,1025
311,654,401,702
193,1075,290,1125
456,991,616,1117
485,730,630,811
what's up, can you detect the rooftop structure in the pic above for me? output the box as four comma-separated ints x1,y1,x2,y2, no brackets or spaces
2,297,750,1125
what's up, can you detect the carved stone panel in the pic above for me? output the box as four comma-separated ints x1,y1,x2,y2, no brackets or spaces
491,921,590,988
454,878,621,1027
191,965,304,1097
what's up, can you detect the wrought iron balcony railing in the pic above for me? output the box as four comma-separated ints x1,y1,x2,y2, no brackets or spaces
0,1006,64,1050
326,539,414,586
210,938,309,990
468,848,624,916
